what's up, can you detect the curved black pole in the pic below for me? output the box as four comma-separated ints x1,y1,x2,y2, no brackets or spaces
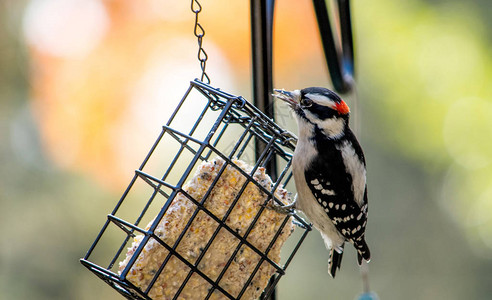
313,0,354,93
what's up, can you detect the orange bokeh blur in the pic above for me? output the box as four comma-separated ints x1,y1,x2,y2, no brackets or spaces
25,0,323,189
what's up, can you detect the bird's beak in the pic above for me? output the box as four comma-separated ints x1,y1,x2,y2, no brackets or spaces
272,89,297,109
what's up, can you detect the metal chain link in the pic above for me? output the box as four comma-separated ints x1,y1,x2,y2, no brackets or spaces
191,0,210,84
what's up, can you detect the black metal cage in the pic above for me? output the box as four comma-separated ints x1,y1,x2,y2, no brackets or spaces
80,80,311,300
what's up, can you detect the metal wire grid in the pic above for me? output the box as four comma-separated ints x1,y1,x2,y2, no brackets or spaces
80,80,311,300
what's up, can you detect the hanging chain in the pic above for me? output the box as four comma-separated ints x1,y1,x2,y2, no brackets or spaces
191,0,210,84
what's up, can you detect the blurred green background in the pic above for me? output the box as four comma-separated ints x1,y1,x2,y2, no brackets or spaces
1,0,492,299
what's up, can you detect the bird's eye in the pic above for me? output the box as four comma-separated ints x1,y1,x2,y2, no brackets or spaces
300,98,313,107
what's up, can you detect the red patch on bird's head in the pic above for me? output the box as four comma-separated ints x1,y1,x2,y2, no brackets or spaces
335,100,350,115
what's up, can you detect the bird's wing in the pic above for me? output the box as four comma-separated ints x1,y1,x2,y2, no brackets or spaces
304,160,368,243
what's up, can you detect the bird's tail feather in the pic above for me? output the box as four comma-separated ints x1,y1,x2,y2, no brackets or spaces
356,240,371,265
328,246,344,278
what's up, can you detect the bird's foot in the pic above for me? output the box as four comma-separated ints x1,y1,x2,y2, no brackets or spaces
265,194,297,215
279,130,297,146
291,219,309,229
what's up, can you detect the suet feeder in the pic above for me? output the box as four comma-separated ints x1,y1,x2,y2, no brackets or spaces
80,80,311,299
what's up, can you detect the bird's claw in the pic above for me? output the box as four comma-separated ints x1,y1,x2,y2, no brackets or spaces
264,195,297,215
279,130,297,146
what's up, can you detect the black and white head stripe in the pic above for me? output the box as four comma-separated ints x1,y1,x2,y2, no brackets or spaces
297,88,349,125
291,89,348,139
301,87,343,106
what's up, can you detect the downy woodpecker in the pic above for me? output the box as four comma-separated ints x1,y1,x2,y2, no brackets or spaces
273,87,370,277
